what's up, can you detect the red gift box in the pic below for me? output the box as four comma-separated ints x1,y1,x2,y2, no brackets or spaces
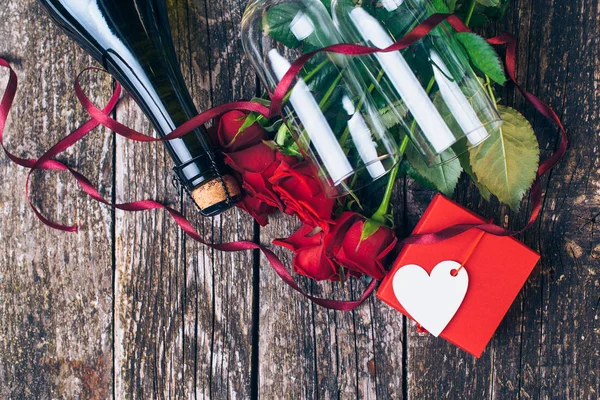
377,194,540,357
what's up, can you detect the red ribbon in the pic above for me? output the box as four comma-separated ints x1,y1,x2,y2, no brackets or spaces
0,14,567,310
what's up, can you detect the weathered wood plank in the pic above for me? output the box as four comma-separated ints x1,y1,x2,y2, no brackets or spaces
515,0,600,398
0,1,114,398
177,0,258,397
113,94,187,398
405,0,600,398
371,182,409,400
113,0,257,398
0,0,598,398
258,215,318,398
258,190,407,399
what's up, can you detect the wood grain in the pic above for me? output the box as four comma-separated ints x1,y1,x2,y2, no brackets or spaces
258,215,318,399
177,0,258,397
258,196,407,399
0,1,114,398
0,0,598,398
112,0,257,398
404,0,600,399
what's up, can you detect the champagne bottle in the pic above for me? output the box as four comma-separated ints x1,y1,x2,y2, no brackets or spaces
37,0,242,216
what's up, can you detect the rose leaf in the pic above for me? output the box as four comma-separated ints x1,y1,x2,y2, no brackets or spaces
455,32,507,85
470,106,540,211
406,142,463,196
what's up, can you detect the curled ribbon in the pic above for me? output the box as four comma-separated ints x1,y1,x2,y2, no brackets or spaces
0,14,567,310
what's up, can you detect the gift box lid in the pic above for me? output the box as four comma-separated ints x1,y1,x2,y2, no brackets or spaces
377,194,540,357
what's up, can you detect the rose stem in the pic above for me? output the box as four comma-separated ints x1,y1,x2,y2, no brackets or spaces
370,73,437,225
464,0,477,27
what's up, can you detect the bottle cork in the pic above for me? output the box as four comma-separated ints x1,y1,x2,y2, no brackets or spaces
191,174,241,212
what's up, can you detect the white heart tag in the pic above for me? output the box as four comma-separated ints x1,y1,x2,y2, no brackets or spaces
392,260,469,337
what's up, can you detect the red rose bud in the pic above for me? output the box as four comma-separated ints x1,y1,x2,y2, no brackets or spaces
273,224,341,282
217,110,267,151
325,212,397,280
269,162,336,233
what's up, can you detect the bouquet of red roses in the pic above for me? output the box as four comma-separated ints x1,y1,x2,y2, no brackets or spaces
212,111,397,282
215,0,546,285
0,0,566,356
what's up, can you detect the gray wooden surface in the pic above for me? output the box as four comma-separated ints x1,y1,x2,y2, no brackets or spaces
0,0,598,398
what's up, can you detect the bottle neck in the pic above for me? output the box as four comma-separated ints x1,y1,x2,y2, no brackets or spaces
39,0,224,188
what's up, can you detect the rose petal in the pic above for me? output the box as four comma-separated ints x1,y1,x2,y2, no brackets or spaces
326,212,398,280
225,143,277,173
274,224,340,281
237,195,277,226
218,110,267,151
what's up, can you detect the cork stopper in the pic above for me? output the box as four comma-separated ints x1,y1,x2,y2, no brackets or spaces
191,174,241,211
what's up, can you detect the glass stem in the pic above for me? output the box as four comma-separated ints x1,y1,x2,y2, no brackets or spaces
339,69,386,147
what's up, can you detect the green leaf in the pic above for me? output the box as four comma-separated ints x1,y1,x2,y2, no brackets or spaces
447,0,459,12
431,0,450,13
375,2,423,39
263,140,303,158
470,106,540,211
275,123,293,146
424,92,492,200
476,0,500,7
232,112,261,144
250,97,271,107
405,142,463,196
456,1,507,26
263,3,303,49
455,32,507,85
484,0,510,20
467,12,490,28
458,150,492,201
260,118,284,133
307,62,342,99
263,3,326,51
378,100,409,129
403,161,438,191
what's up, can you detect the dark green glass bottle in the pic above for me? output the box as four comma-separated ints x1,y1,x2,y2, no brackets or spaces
37,0,241,216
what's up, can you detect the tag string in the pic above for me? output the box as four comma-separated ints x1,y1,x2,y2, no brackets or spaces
455,223,489,275
0,14,568,310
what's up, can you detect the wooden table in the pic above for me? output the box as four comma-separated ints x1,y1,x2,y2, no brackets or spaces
0,0,598,398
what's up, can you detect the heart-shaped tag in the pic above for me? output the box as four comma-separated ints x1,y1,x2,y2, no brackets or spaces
392,260,469,337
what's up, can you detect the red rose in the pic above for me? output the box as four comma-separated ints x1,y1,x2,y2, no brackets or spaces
273,224,341,281
225,143,299,224
325,212,397,280
216,110,267,151
269,162,335,232
237,195,276,227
